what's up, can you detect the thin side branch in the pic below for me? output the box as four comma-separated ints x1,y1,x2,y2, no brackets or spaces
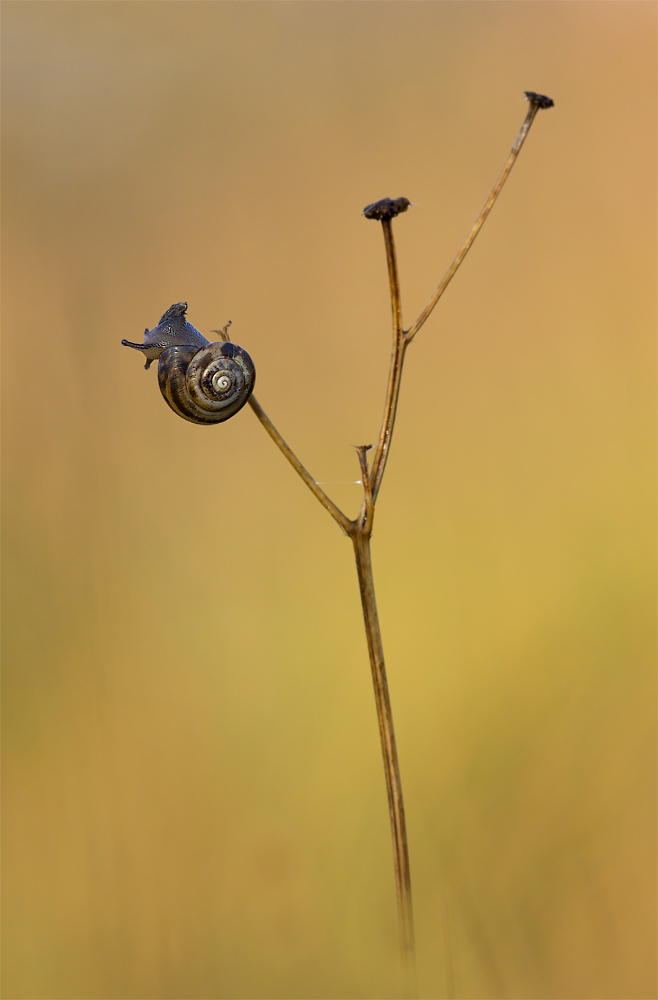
211,326,352,534
247,395,352,533
355,444,374,532
405,95,550,344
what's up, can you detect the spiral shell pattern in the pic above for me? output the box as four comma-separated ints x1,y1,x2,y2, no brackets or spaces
157,341,256,425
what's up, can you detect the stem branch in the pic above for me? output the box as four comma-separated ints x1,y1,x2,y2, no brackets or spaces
211,324,352,534
247,394,352,533
355,445,374,532
405,98,545,343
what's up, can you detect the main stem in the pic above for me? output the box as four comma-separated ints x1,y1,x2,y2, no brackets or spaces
352,527,415,981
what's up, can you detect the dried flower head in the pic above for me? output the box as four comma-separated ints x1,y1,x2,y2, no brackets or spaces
362,197,412,221
524,91,554,109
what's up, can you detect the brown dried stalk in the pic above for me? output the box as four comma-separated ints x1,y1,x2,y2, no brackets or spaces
215,92,552,991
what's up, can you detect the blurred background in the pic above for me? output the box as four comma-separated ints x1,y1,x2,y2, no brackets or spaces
2,3,655,998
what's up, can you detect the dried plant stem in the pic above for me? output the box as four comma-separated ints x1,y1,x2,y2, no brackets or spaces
223,94,550,986
246,394,352,534
354,443,415,984
370,219,407,503
352,528,415,979
211,328,350,532
406,98,544,343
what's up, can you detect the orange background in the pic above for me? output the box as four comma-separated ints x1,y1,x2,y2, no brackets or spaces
3,3,655,998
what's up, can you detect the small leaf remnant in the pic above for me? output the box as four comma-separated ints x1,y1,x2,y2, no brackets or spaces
363,197,412,221
524,91,554,109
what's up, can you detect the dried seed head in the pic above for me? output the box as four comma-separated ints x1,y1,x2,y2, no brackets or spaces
524,91,554,109
362,197,412,221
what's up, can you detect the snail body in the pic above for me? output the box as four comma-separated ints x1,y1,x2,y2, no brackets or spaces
122,303,255,425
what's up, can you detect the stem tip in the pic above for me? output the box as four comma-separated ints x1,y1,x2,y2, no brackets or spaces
524,91,554,109
363,197,412,221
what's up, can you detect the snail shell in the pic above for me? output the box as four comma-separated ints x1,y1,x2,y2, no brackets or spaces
122,302,255,425
157,340,255,425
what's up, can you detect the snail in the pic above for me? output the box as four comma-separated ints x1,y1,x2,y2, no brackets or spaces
122,302,255,425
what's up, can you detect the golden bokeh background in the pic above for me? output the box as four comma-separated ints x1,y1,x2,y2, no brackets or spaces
3,3,655,998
